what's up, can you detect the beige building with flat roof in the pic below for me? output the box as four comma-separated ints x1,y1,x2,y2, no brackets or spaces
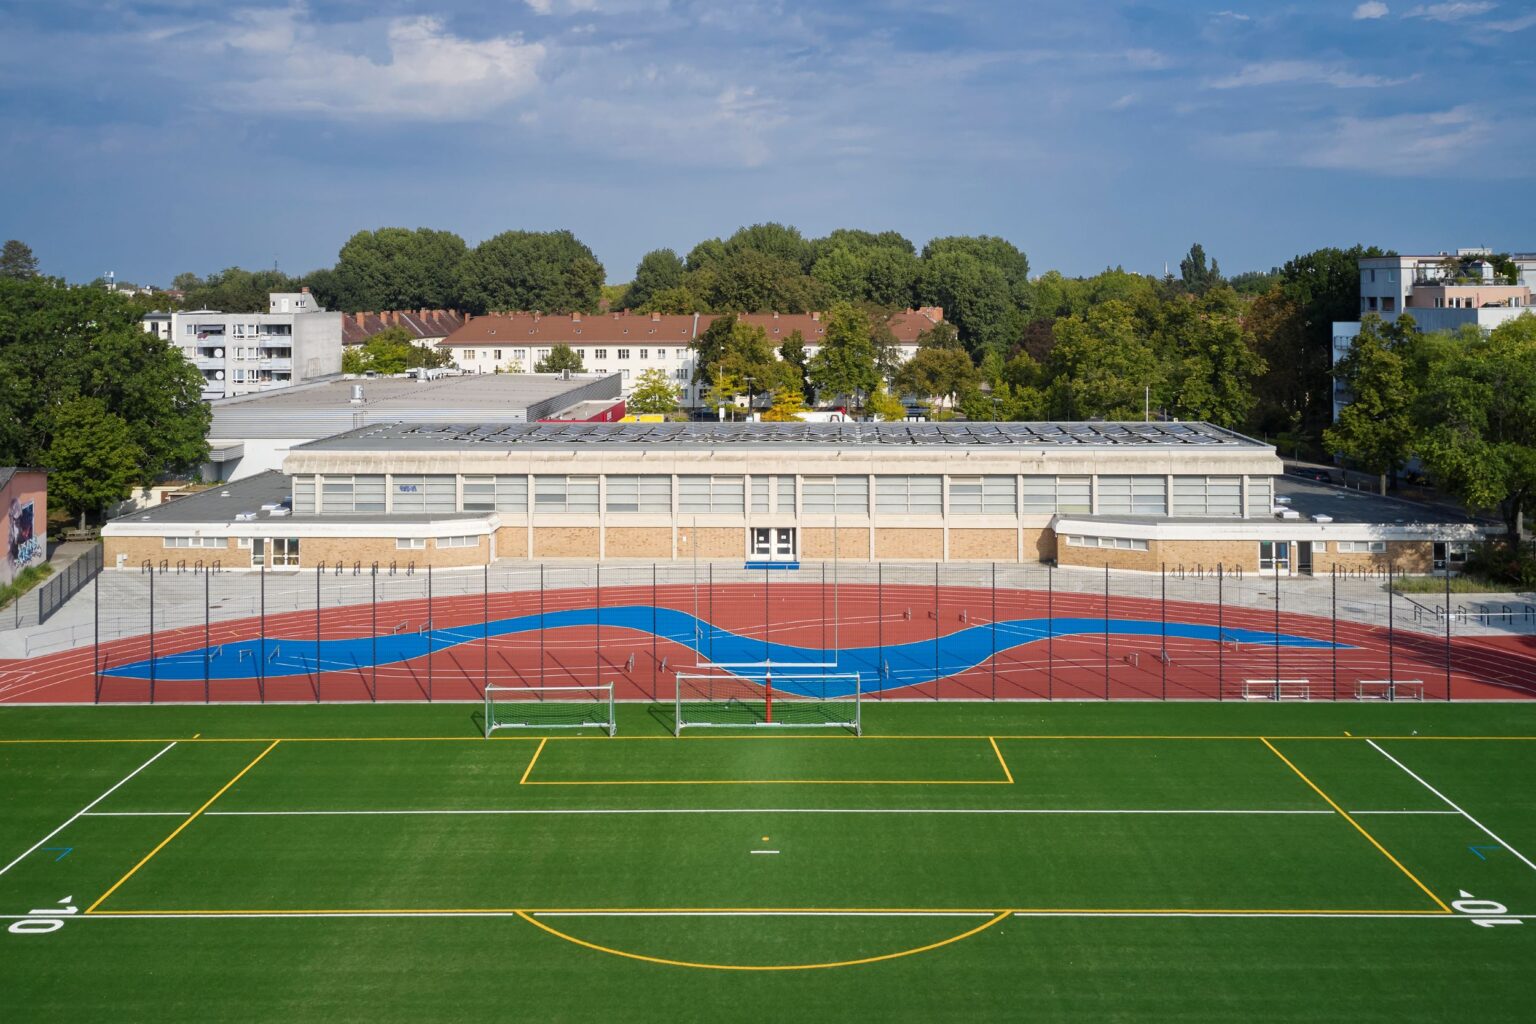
101,422,1497,576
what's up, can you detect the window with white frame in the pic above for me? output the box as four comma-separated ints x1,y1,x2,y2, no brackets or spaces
617,349,630,359
396,538,425,550
1336,540,1387,553
436,535,477,549
1246,477,1274,518
674,368,689,380
594,349,609,359
390,475,455,514
534,475,600,514
1170,476,1242,518
876,476,942,515
949,475,1017,515
752,478,798,515
293,477,316,515
802,475,868,515
164,536,226,548
1096,476,1167,516
606,475,671,513
320,475,385,514
678,475,745,515
462,475,528,514
640,349,649,359
1064,535,1148,551
1021,475,1091,515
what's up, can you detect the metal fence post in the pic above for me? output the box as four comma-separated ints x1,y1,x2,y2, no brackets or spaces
204,567,211,704
483,562,490,698
371,566,378,702
259,562,266,704
148,566,156,705
1160,562,1167,701
990,562,997,701
314,565,322,702
1103,562,1110,700
1046,563,1054,701
1444,565,1453,701
1216,565,1224,701
426,563,434,702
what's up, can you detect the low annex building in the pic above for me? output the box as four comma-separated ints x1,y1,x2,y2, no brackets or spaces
102,422,1496,574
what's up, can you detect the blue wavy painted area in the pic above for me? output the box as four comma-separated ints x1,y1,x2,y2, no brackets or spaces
105,605,1350,694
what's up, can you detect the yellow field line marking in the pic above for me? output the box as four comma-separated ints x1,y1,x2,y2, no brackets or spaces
85,740,281,914
513,908,1012,971
1259,738,1451,914
988,737,1014,784
520,779,1013,786
518,737,548,786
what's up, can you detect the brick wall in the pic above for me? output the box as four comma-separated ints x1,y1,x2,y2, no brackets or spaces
874,527,943,560
948,528,1015,561
605,526,673,559
801,527,870,559
533,527,601,559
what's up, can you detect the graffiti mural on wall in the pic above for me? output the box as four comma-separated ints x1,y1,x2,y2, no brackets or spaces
8,497,39,570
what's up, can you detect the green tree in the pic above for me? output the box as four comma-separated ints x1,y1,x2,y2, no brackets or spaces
894,347,979,412
0,240,39,280
779,330,810,398
1045,300,1163,419
345,326,453,375
1324,314,1419,495
334,228,467,312
43,397,142,527
1178,243,1223,296
1252,244,1391,440
1413,314,1536,551
1153,288,1266,427
705,370,748,419
807,302,880,413
300,267,344,311
921,235,1030,289
915,251,1021,361
535,343,586,374
628,367,681,415
0,278,208,479
1228,268,1281,296
623,249,685,310
701,248,831,313
761,386,808,422
456,230,605,315
170,271,204,293
638,284,703,315
915,321,963,351
866,384,908,422
723,223,816,272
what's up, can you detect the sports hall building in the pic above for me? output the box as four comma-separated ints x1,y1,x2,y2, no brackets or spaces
101,421,1494,575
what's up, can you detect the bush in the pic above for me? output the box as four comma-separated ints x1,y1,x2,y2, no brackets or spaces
0,563,54,610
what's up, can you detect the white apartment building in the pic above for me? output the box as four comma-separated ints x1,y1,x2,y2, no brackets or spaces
435,308,945,407
145,289,343,401
1331,248,1536,419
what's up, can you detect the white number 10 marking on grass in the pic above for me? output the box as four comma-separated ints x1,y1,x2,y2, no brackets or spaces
1452,891,1521,928
6,896,76,936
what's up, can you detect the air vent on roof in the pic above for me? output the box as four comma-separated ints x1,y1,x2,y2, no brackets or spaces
1311,514,1333,523
235,511,257,521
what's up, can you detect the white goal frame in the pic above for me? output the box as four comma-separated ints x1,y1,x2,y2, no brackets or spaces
484,684,616,737
674,670,862,736
1241,678,1312,701
1356,678,1425,702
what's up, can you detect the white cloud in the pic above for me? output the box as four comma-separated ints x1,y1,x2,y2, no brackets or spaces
1403,2,1495,21
1207,60,1413,89
1214,106,1500,176
1488,10,1536,31
1212,10,1251,20
204,6,544,120
1353,2,1390,19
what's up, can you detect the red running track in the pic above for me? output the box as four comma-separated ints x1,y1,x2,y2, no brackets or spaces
2,583,1533,704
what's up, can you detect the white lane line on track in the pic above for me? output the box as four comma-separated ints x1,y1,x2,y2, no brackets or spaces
0,742,177,878
201,807,1337,817
1367,738,1536,874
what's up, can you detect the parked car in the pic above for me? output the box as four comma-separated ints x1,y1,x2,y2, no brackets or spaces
1285,465,1335,484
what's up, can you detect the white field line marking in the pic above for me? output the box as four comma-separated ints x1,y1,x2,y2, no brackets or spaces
1367,738,1536,874
1347,810,1461,816
750,850,780,855
202,807,1335,817
81,811,192,817
14,910,1536,922
0,742,177,878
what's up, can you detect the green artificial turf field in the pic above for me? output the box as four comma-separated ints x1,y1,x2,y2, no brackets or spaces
3,702,1535,1022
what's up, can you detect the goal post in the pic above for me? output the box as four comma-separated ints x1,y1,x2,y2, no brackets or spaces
1241,679,1312,701
484,685,616,737
674,670,861,736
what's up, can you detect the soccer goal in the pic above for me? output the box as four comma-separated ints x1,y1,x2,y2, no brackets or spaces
1241,678,1312,701
674,669,862,736
484,685,616,737
1356,678,1425,702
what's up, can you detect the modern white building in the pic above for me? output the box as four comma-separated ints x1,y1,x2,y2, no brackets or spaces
1331,249,1536,419
146,289,343,401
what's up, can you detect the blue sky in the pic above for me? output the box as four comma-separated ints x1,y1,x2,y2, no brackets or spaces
3,1,1533,286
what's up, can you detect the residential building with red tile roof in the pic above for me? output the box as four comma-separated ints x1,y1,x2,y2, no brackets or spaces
342,309,466,347
435,307,945,406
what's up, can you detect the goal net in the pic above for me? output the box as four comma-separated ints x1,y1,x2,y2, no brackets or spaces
674,669,861,736
484,685,616,737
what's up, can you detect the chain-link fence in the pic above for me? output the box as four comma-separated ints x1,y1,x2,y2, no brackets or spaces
4,559,1533,704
